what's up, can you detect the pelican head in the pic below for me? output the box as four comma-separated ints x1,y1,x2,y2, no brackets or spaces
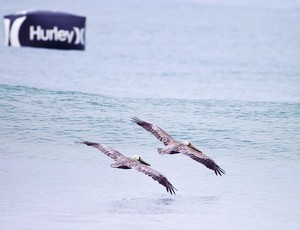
183,140,202,153
132,155,151,166
183,140,191,146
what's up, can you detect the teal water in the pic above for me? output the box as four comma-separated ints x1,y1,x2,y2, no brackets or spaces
1,84,299,229
1,0,300,229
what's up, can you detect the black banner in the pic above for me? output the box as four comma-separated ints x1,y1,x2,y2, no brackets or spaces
4,10,86,50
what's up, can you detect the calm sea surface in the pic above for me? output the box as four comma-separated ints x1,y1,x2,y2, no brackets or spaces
0,0,300,229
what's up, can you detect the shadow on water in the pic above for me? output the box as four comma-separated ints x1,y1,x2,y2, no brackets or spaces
155,197,174,206
107,194,219,215
108,196,176,215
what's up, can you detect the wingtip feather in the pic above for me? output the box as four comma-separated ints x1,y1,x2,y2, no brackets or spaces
215,166,226,176
131,117,141,123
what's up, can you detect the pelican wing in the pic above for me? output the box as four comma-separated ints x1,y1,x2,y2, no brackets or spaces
127,160,177,195
181,147,225,176
79,141,124,161
131,117,176,146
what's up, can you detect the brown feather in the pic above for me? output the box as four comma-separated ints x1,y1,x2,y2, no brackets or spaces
181,146,226,176
127,160,177,195
80,141,124,161
78,140,177,194
131,117,176,146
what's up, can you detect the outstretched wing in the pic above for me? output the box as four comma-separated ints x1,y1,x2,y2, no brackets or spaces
131,117,176,146
181,146,225,176
128,160,177,195
78,141,124,161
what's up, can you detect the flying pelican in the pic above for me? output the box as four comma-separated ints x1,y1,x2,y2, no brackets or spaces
131,117,225,176
77,140,177,194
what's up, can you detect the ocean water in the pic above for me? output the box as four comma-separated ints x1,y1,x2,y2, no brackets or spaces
1,0,300,229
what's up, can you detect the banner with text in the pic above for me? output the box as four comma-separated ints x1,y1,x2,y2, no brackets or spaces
4,10,86,50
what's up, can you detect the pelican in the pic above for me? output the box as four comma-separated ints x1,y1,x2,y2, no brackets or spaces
131,117,225,176
77,140,177,194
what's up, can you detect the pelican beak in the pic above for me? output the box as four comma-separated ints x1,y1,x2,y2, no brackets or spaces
138,157,151,166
